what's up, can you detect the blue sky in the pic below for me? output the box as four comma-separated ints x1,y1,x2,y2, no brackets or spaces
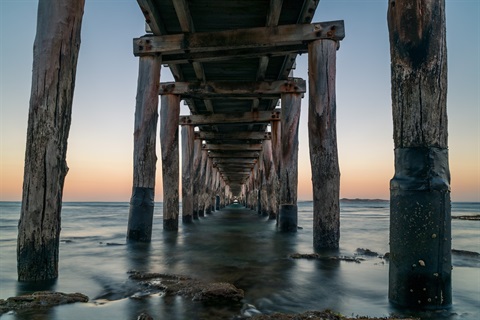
0,0,479,201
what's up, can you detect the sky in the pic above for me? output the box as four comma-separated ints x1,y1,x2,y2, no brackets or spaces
0,0,479,202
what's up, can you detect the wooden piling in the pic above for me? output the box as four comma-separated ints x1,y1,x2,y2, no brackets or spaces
278,93,301,232
192,138,203,219
160,94,180,230
198,150,208,217
127,55,162,241
17,0,85,281
262,139,277,219
387,0,451,309
271,120,281,222
308,39,340,249
181,125,195,223
204,157,213,214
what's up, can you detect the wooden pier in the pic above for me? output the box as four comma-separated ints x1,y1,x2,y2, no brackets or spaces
17,0,452,311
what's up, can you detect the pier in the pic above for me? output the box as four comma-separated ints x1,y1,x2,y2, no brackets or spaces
17,0,452,311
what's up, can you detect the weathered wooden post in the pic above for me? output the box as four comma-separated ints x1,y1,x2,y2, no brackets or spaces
387,0,451,309
17,0,85,281
127,54,161,241
182,125,195,223
278,93,301,231
308,39,340,249
160,94,180,230
198,150,208,217
192,139,203,219
263,139,277,219
271,120,281,222
215,170,221,210
204,157,213,214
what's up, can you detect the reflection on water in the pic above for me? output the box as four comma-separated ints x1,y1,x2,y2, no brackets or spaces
0,201,479,319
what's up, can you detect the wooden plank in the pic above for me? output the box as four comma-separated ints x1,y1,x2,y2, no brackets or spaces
204,143,262,151
159,79,306,97
308,39,340,249
181,110,280,125
134,21,345,56
17,0,85,281
196,131,270,141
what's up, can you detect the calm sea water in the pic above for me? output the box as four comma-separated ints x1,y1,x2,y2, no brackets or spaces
0,201,479,319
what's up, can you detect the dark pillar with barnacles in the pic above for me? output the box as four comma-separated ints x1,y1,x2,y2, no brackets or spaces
387,0,451,309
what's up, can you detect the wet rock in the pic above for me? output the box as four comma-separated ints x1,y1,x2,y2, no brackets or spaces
128,271,244,303
249,309,418,320
452,249,480,257
137,312,154,320
289,253,363,263
192,282,244,302
355,248,379,257
241,303,262,317
0,291,88,314
452,214,480,221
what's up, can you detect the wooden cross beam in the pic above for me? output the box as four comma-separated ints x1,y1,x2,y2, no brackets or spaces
203,143,263,151
213,158,258,165
134,21,345,62
208,151,260,158
159,79,306,98
180,110,280,126
195,131,270,141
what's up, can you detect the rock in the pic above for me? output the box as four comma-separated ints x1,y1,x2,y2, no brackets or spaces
137,312,154,320
452,214,480,221
289,253,363,263
128,271,244,303
0,291,88,314
192,282,244,302
452,249,480,258
249,309,418,320
355,248,379,257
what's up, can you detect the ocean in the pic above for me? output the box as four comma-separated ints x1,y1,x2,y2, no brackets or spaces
0,201,479,319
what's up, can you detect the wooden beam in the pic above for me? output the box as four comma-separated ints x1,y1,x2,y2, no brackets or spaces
181,110,280,125
172,0,195,32
203,143,263,151
137,0,164,35
217,164,255,170
196,131,270,141
159,79,306,97
134,21,345,57
208,151,260,158
214,158,258,165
